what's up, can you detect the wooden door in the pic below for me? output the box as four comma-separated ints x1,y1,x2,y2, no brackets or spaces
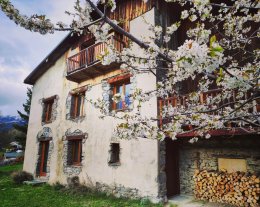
39,141,49,177
165,138,180,197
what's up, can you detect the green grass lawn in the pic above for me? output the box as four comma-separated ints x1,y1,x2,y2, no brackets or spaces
0,164,163,207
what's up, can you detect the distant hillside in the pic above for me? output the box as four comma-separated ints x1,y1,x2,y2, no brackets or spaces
0,116,25,132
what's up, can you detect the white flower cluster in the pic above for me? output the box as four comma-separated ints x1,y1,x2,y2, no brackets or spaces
0,0,54,34
2,0,259,141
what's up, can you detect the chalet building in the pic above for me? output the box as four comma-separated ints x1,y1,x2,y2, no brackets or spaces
23,0,260,203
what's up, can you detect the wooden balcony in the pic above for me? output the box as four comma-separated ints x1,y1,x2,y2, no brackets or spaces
158,89,260,137
66,36,125,83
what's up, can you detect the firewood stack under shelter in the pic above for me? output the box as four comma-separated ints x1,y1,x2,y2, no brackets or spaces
194,170,260,207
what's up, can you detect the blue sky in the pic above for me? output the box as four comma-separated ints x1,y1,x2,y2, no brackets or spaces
0,0,75,116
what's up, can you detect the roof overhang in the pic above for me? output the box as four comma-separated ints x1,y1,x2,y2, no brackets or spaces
23,4,104,85
24,32,80,85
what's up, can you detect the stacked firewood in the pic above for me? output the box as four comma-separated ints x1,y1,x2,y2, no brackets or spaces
194,170,260,207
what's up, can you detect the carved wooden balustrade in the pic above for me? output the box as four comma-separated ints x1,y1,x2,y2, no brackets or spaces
67,35,125,74
158,89,260,136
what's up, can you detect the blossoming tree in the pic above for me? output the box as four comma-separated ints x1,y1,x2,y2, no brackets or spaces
1,0,259,142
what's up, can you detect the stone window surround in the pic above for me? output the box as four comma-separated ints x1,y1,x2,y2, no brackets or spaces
35,127,54,179
70,93,85,119
62,129,88,176
67,135,84,166
109,74,131,111
101,73,136,115
40,95,59,126
66,85,89,122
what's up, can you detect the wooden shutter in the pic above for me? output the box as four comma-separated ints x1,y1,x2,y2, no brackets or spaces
77,95,82,117
48,102,53,121
70,95,76,118
42,104,47,122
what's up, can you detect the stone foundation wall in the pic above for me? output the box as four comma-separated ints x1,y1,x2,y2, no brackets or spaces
179,136,260,195
95,182,140,199
158,141,166,199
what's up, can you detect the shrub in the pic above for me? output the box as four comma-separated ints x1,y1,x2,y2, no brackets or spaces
11,171,33,184
61,176,93,195
140,198,152,206
14,156,24,164
52,182,65,191
67,176,80,188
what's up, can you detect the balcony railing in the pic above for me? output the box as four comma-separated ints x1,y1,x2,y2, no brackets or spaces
158,89,260,133
67,36,125,74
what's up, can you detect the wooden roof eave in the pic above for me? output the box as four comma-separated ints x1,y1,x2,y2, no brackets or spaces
24,32,81,85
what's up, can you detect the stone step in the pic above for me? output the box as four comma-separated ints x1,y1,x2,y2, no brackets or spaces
168,195,234,207
23,180,47,186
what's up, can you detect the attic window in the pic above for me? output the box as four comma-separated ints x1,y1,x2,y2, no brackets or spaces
109,143,120,165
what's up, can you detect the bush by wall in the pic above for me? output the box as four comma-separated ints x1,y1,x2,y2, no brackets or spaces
11,171,33,184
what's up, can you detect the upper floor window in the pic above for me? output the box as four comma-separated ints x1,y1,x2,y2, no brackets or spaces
42,96,55,123
70,92,85,118
111,78,131,111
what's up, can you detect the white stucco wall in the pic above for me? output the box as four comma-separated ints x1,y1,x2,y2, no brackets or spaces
24,8,160,199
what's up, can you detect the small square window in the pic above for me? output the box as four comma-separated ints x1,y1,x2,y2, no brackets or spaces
70,92,85,118
42,97,55,123
67,137,83,166
111,79,131,111
109,143,120,165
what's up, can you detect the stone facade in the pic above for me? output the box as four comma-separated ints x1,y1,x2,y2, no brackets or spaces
24,8,160,201
158,141,166,199
178,136,260,195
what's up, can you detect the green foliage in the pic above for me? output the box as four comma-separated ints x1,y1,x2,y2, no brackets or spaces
0,128,17,149
0,164,163,207
168,204,178,207
209,35,224,57
13,87,32,147
0,163,23,172
216,67,224,84
140,198,153,206
11,170,33,184
52,182,65,191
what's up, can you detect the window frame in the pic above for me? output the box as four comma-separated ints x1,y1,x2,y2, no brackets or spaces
108,74,131,111
42,96,55,123
108,143,120,165
67,135,83,166
70,92,85,119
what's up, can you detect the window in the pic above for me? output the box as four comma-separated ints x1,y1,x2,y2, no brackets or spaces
67,136,82,166
109,143,120,165
70,92,85,118
42,97,55,123
111,79,131,110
